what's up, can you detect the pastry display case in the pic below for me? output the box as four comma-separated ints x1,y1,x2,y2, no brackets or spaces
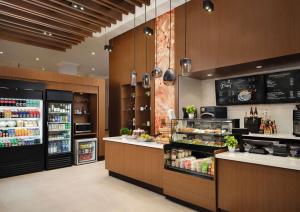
164,119,234,179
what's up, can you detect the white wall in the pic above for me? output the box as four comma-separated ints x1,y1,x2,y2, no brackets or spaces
179,66,300,134
179,76,203,118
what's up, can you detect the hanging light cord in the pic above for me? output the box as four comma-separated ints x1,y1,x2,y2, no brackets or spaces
145,4,148,74
169,0,172,69
133,12,136,70
155,0,157,66
184,0,187,58
104,27,107,45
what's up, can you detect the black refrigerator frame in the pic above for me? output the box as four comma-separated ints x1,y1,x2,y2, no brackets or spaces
0,79,45,178
45,90,73,170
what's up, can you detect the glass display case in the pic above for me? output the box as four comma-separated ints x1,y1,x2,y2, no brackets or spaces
164,119,233,179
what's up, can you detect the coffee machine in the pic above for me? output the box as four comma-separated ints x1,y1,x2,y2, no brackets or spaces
293,105,300,137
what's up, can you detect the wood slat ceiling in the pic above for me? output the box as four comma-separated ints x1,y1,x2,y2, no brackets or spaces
0,0,150,51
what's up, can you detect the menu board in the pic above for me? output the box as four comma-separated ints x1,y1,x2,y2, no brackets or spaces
215,75,265,105
265,70,300,103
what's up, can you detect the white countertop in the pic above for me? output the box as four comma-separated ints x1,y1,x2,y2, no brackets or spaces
103,136,164,149
216,152,300,171
244,133,300,140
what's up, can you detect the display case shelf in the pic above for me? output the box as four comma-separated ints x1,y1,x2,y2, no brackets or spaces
165,165,214,180
48,129,71,132
48,138,71,142
175,131,229,137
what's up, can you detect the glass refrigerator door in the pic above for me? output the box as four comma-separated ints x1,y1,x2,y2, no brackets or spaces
0,98,43,148
47,103,72,155
78,140,96,164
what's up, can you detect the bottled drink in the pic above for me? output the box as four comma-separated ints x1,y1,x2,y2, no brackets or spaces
254,107,258,117
250,107,254,118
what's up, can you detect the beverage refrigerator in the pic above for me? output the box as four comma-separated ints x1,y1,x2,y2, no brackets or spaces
74,138,97,165
45,90,73,170
0,79,45,178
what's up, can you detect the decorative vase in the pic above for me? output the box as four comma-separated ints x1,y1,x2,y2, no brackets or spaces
188,113,194,119
228,146,235,152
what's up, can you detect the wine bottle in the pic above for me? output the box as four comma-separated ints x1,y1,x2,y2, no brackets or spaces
250,107,254,117
254,107,258,118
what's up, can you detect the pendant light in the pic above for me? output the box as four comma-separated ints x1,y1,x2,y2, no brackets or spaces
151,0,162,78
130,13,137,87
103,28,113,53
163,0,176,86
203,0,214,13
180,0,192,76
142,4,151,89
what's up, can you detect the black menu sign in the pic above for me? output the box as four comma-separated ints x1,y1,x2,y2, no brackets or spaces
215,75,265,105
265,70,300,103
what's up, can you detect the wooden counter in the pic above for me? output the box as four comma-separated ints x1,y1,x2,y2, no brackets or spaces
104,137,164,189
217,153,300,212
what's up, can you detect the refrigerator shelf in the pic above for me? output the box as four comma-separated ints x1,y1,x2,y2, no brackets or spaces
0,135,40,139
48,112,69,114
48,122,71,124
0,118,40,121
0,126,39,130
0,106,40,110
48,129,71,132
49,138,71,142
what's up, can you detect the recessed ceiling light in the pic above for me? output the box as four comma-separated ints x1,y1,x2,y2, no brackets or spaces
80,6,84,11
43,31,47,35
91,67,96,71
73,4,78,8
0,51,3,55
91,52,96,55
35,57,40,61
42,67,45,71
48,33,52,36
256,65,263,69
207,73,213,77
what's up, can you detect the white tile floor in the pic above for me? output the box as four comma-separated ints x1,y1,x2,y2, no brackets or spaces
0,162,194,212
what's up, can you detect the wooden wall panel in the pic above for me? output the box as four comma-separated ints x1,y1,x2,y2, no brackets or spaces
109,20,155,136
217,159,300,212
175,0,300,74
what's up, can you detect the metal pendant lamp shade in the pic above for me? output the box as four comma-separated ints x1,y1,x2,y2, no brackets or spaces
142,4,151,89
163,68,176,86
151,0,162,78
180,58,192,76
130,13,137,87
163,0,176,86
131,70,137,86
142,73,151,88
180,0,192,76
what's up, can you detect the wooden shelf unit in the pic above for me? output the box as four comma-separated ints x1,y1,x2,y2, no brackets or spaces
73,93,97,138
120,82,153,134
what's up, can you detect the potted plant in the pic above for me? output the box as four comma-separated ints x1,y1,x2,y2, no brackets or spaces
225,135,238,152
120,128,132,138
186,105,196,119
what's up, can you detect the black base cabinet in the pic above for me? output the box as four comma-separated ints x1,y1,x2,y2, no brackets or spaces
46,153,73,170
0,145,44,178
